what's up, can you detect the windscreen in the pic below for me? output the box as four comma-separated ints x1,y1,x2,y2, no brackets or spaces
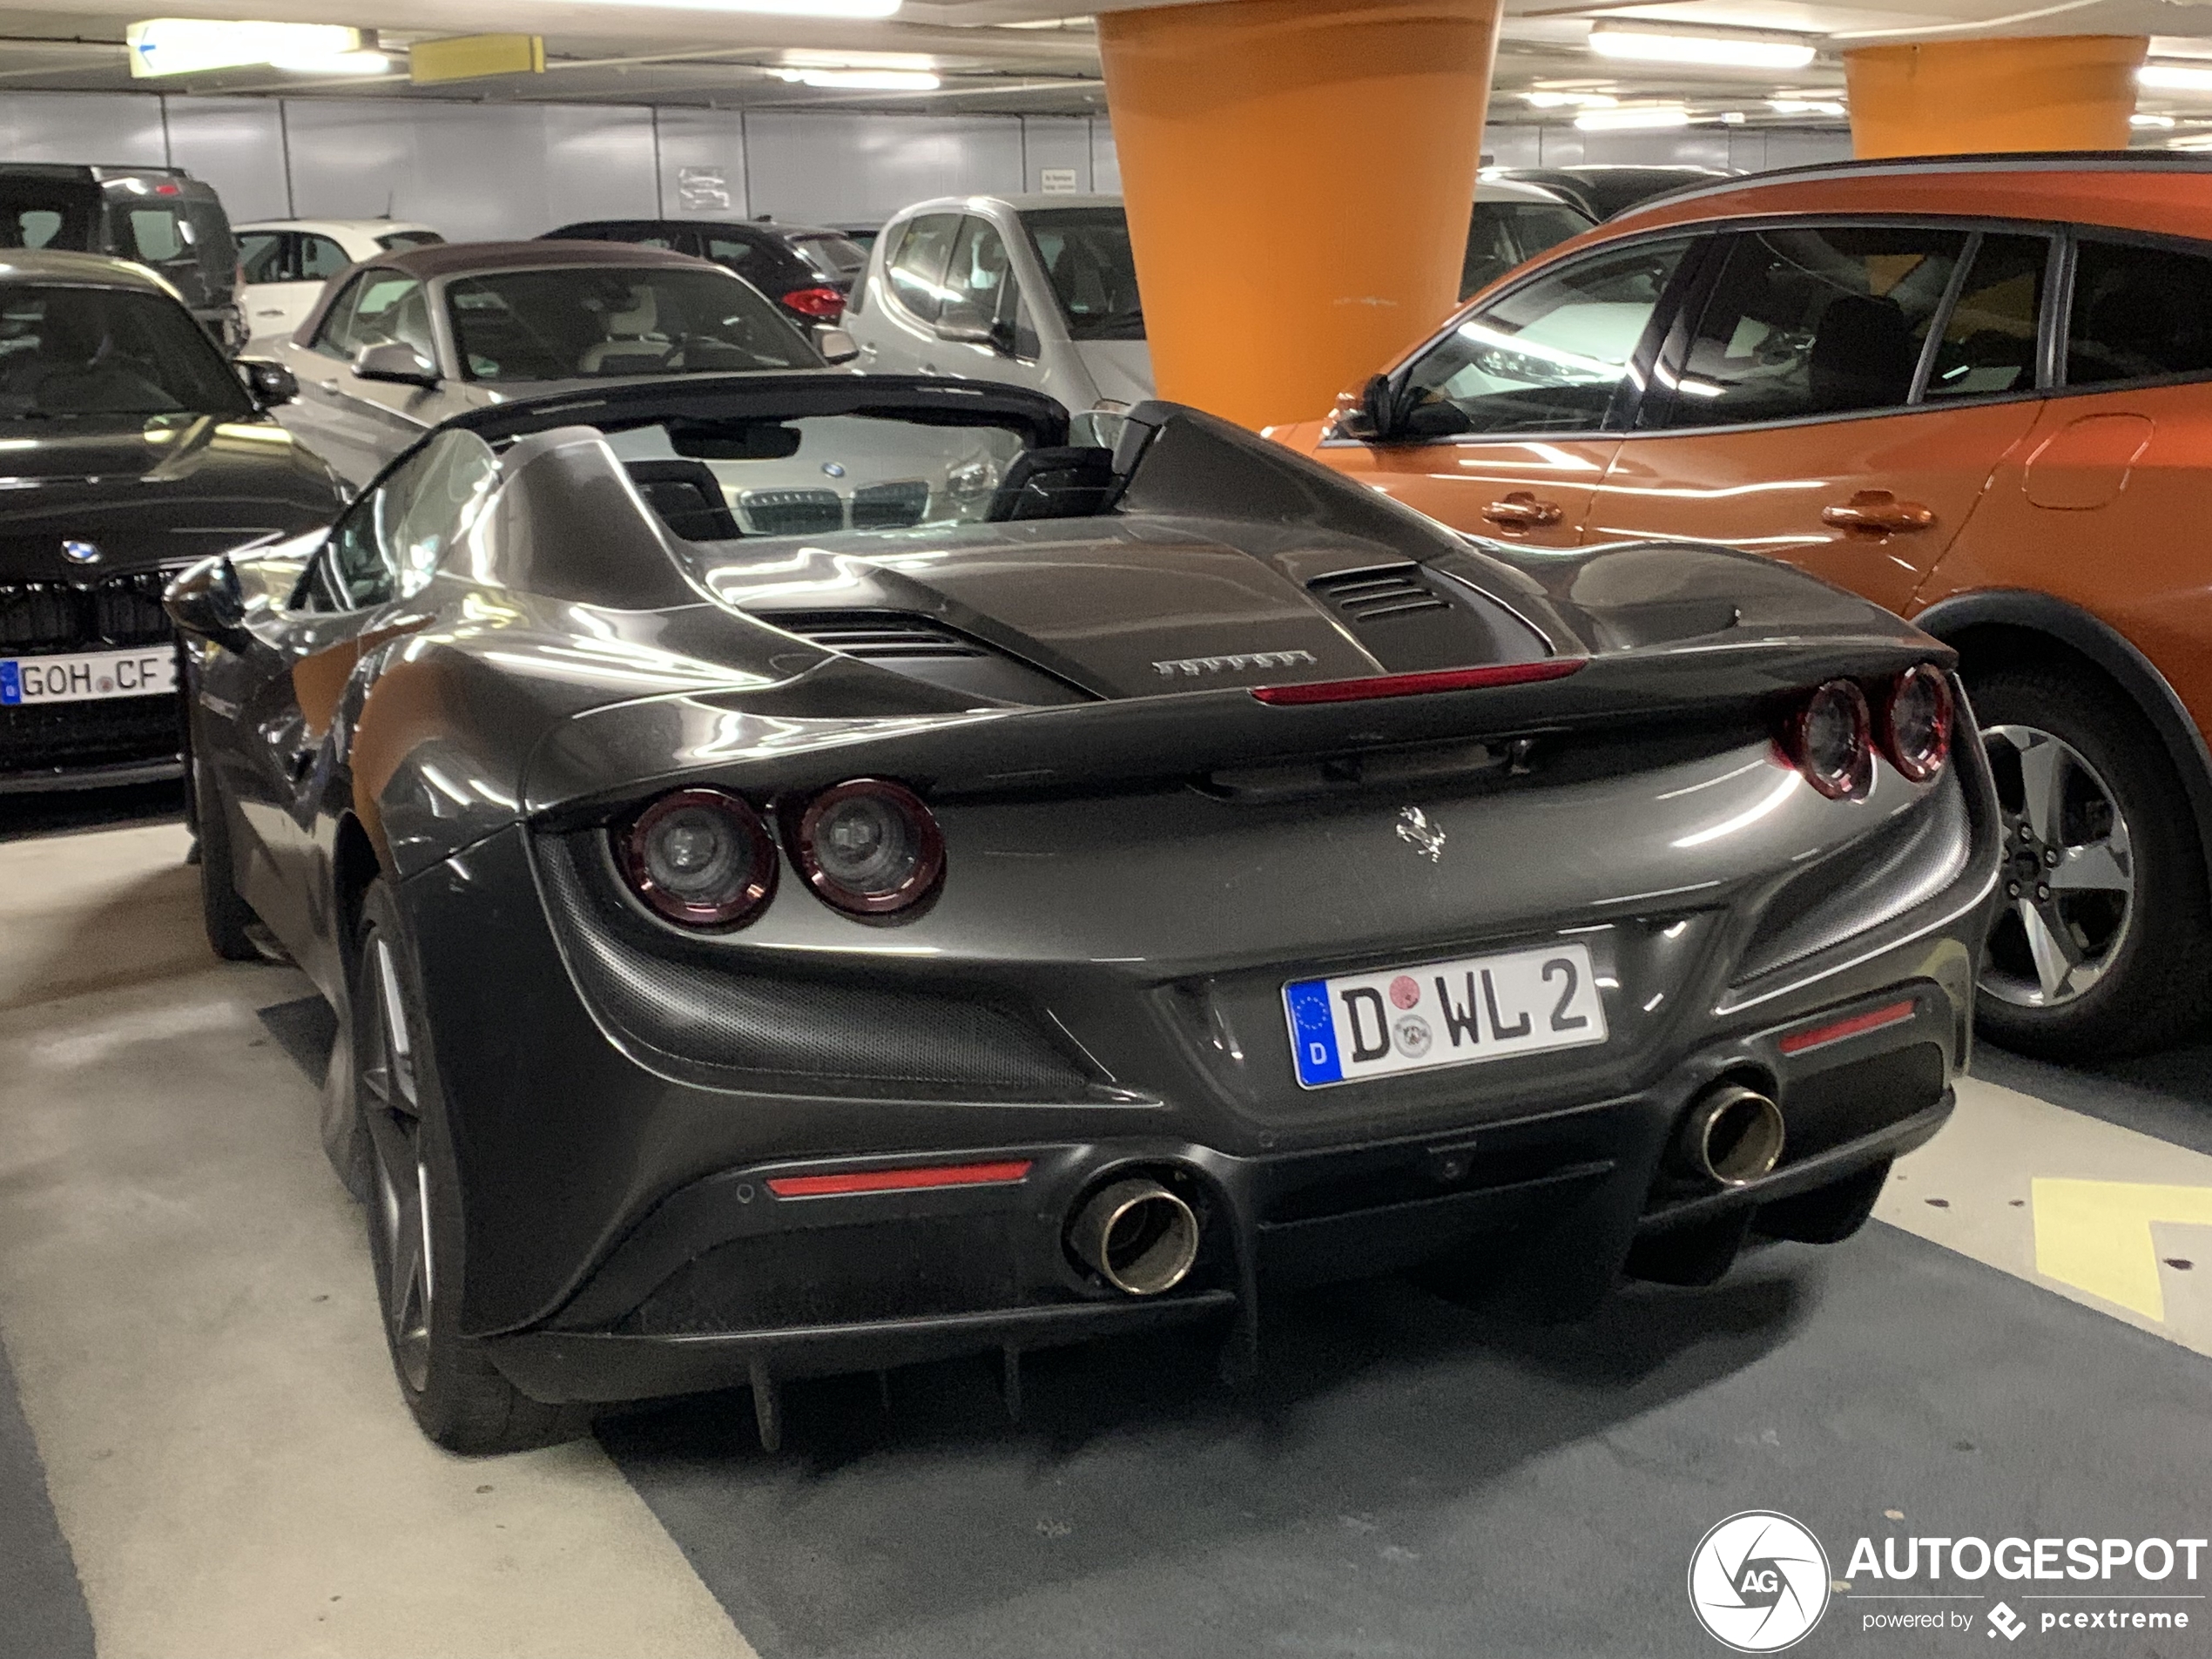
789,233,867,280
0,283,253,421
604,413,1036,541
445,266,820,382
1020,206,1143,341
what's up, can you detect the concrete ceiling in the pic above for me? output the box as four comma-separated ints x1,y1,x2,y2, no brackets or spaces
0,0,2209,130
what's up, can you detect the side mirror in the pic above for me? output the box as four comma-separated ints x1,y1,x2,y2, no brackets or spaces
1332,373,1398,443
164,556,254,655
815,325,860,365
235,357,298,408
934,302,1013,354
353,341,440,388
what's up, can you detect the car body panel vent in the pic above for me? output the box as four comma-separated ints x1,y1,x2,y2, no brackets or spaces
1309,565,1452,624
760,610,1091,706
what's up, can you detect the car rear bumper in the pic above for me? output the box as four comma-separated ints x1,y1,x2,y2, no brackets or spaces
482,986,1958,1406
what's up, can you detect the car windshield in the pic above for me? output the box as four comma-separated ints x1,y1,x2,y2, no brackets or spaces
789,233,867,280
603,412,1037,543
0,283,253,421
1020,206,1143,341
444,266,819,382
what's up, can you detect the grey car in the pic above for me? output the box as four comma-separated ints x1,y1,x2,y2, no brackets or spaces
167,375,1997,1451
846,193,1151,423
259,240,844,486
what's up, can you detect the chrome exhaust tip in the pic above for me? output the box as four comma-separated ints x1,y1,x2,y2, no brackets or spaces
1068,1177,1200,1296
1677,1083,1785,1187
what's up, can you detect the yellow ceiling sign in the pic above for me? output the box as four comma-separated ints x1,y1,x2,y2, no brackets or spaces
409,35,545,85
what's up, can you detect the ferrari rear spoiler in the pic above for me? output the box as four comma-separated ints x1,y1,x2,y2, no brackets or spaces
525,627,1952,823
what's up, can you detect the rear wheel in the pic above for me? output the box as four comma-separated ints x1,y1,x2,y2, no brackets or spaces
191,743,259,961
1969,665,2212,1057
353,882,591,1453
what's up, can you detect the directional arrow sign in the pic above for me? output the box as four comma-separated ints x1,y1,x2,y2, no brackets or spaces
2032,1178,2212,1322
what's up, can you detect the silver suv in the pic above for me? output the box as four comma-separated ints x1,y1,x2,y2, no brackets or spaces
845,194,1151,421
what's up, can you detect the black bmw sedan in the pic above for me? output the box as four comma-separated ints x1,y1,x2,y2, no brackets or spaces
0,249,346,792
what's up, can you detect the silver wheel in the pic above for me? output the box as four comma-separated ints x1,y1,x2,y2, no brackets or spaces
359,932,433,1394
1979,723,2135,1010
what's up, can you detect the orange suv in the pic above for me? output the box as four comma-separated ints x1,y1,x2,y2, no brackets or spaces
1278,153,2212,1058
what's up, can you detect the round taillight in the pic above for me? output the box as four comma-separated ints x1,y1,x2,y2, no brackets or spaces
618,788,777,929
1879,664,1953,783
795,779,944,916
781,285,846,320
1784,679,1873,800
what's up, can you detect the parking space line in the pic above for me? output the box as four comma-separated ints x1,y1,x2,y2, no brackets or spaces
1878,1076,2212,1359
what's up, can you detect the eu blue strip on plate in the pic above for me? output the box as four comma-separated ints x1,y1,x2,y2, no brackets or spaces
0,662,18,706
1285,979,1340,1086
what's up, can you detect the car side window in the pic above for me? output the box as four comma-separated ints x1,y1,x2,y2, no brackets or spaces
1924,233,2050,401
312,273,370,360
886,213,961,323
702,235,755,266
1397,237,1690,439
320,273,428,362
1651,225,1968,428
941,217,1025,333
2066,235,2212,388
299,233,351,281
239,231,290,284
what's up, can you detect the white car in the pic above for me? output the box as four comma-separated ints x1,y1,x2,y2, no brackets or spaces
237,218,445,344
845,194,1151,428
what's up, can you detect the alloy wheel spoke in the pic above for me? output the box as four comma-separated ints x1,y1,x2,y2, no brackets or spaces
2019,899,2082,1001
2015,735,2069,848
2051,836,2130,894
373,939,418,1113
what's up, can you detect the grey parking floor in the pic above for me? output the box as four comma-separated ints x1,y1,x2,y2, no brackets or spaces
3,817,2208,1659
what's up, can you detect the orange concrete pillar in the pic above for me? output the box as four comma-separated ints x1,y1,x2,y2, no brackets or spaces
1843,35,2147,158
1097,0,1501,430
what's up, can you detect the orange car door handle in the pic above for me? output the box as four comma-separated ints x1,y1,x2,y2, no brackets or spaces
1481,491,1564,530
1821,489,1937,535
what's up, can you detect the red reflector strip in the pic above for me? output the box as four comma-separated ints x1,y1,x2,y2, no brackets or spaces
765,1159,1033,1198
1777,998,1917,1056
1250,658,1587,705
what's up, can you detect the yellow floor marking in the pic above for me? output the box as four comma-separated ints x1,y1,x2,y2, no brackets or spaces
1878,1077,2212,1359
2031,1178,2212,1322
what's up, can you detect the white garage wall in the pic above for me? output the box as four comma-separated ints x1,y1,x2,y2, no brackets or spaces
0,88,1848,239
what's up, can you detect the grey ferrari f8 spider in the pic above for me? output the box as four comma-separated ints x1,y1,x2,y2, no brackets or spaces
167,374,2000,1452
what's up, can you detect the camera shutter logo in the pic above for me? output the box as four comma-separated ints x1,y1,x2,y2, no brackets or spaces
1688,1511,1831,1652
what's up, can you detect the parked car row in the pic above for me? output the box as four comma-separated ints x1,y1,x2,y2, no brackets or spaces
10,145,2206,1456
8,151,2212,1072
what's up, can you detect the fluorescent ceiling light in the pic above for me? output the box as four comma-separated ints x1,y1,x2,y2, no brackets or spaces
1575,105,1693,130
1769,98,1846,115
2134,112,2178,127
1523,90,1617,108
128,18,363,77
776,67,940,89
1589,24,1817,71
2140,62,2212,91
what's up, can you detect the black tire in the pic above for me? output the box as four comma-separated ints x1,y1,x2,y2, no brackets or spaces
192,742,260,961
1968,664,2212,1058
353,881,592,1453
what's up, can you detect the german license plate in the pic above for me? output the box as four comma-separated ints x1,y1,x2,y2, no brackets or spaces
1284,941,1608,1089
0,646,176,706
